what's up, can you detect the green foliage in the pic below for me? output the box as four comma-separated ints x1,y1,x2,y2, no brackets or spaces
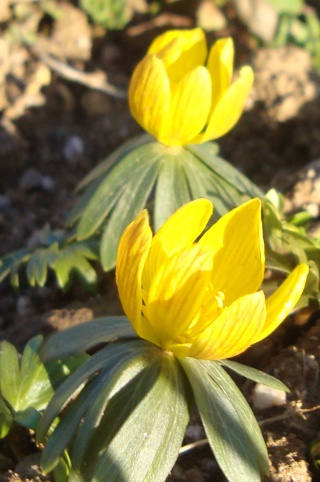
267,0,304,14
3,140,320,305
272,4,320,72
67,134,263,271
262,189,320,309
310,438,320,472
0,227,99,291
79,0,132,29
180,358,269,482
0,336,87,438
36,316,286,481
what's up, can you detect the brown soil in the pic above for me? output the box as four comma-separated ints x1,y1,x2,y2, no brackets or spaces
1,3,320,482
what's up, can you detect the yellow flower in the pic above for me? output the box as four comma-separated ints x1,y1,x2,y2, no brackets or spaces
128,28,254,147
116,199,309,360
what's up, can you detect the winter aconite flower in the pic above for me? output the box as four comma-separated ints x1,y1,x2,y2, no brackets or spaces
116,199,308,360
129,28,254,147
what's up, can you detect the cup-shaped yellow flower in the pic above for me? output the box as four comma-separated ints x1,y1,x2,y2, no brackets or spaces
129,28,254,147
116,199,309,360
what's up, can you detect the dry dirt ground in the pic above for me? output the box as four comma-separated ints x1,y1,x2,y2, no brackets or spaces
1,5,320,482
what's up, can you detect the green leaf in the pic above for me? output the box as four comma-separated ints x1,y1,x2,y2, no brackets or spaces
52,450,72,482
0,341,20,407
75,134,152,193
17,336,54,412
76,141,162,241
220,360,289,392
37,340,149,443
182,149,213,199
262,194,320,308
267,0,303,15
40,340,153,474
0,230,100,292
26,249,49,287
41,350,148,473
40,366,125,474
88,353,190,482
180,358,269,482
0,337,87,433
153,155,191,231
67,136,153,226
186,143,263,199
51,241,99,290
0,248,32,286
80,0,132,30
67,178,105,227
100,155,161,270
40,316,135,362
0,397,14,438
181,144,264,222
71,350,154,468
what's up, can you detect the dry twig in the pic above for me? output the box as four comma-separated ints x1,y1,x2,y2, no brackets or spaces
32,47,127,100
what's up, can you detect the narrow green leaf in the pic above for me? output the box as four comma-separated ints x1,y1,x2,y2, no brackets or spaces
76,141,162,240
75,134,152,192
26,249,49,287
40,316,135,362
52,450,72,482
267,0,303,14
37,340,149,443
41,343,152,474
89,353,190,482
17,336,54,412
41,371,113,474
180,358,269,482
182,149,212,199
52,250,97,290
183,148,256,221
220,360,290,392
72,349,152,468
67,178,105,227
153,156,191,232
0,397,13,438
186,143,263,199
0,248,32,284
0,342,20,407
100,156,161,270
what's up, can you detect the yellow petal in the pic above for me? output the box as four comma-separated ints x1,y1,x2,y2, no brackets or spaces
163,66,211,146
128,55,170,140
116,210,152,333
142,198,213,290
148,28,207,82
188,291,266,359
144,245,214,347
253,263,309,343
207,37,234,110
192,65,254,143
199,198,264,304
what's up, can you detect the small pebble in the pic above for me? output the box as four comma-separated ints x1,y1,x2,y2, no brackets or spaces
185,424,204,441
201,458,220,477
252,383,286,410
63,135,84,164
19,168,55,192
19,168,43,190
41,175,55,191
0,194,11,208
16,296,34,317
184,467,206,482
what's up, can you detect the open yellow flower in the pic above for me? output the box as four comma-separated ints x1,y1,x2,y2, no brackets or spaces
128,28,254,147
116,199,309,360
